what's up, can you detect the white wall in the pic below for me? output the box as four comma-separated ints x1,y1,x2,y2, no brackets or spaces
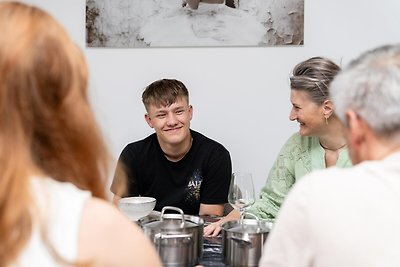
25,0,400,194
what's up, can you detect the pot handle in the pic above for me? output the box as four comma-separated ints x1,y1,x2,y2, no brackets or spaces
240,211,259,222
240,212,263,232
155,233,193,240
160,206,185,228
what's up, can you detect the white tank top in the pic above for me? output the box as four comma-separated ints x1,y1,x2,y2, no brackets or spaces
11,177,91,267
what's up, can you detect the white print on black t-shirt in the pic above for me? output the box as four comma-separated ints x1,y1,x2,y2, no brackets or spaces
185,169,202,203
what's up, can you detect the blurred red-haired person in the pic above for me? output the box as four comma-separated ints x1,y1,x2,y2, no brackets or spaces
0,2,162,267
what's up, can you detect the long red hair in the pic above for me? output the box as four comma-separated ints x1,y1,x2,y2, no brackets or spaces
0,2,109,266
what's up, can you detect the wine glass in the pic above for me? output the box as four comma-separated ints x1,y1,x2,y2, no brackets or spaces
228,172,255,222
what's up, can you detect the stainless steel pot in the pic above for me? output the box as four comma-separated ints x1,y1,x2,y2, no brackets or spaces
221,213,273,267
139,206,204,267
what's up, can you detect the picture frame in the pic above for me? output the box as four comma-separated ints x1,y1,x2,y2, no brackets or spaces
86,0,304,48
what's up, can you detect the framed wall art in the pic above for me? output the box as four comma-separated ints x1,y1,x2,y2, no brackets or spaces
86,0,304,48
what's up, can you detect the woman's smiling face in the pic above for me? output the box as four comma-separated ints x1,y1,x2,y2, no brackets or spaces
289,89,325,137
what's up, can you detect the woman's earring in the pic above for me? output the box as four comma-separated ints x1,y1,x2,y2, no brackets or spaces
325,116,329,125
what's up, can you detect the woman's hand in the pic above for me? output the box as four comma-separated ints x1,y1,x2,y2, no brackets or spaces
203,220,224,237
203,209,240,237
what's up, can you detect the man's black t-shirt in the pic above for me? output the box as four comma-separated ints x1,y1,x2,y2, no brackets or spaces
111,130,232,215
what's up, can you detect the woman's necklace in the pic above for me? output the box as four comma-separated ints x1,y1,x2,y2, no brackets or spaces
320,142,347,151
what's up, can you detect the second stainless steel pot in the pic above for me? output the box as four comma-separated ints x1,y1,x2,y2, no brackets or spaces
221,213,273,267
139,206,204,267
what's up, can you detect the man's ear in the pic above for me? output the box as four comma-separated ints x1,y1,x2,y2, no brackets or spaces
188,105,193,120
144,113,153,128
323,100,334,118
346,109,366,147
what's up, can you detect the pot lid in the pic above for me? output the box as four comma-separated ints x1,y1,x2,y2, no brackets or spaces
140,206,203,230
221,218,272,234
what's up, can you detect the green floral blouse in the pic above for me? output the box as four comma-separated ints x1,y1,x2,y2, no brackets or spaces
248,132,352,219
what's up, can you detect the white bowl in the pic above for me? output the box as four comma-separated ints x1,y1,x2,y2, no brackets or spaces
118,196,156,221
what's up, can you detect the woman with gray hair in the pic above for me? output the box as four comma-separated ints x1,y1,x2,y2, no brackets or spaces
204,57,352,237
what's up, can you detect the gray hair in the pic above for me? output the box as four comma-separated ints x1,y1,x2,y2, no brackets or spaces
290,57,341,105
330,44,400,137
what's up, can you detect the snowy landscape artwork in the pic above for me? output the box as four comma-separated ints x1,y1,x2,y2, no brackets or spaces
86,0,304,47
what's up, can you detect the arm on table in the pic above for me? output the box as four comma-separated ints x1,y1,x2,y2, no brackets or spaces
203,179,292,238
203,209,240,237
199,203,224,217
204,138,297,237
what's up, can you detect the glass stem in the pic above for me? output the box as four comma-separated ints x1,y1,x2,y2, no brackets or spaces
239,209,245,224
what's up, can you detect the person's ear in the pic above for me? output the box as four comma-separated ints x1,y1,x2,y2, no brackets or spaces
323,99,334,118
145,113,153,128
346,109,366,148
188,105,193,120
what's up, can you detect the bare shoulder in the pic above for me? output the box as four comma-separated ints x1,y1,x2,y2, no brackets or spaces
78,197,162,267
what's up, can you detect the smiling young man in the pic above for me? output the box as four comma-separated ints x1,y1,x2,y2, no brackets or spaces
111,79,232,216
